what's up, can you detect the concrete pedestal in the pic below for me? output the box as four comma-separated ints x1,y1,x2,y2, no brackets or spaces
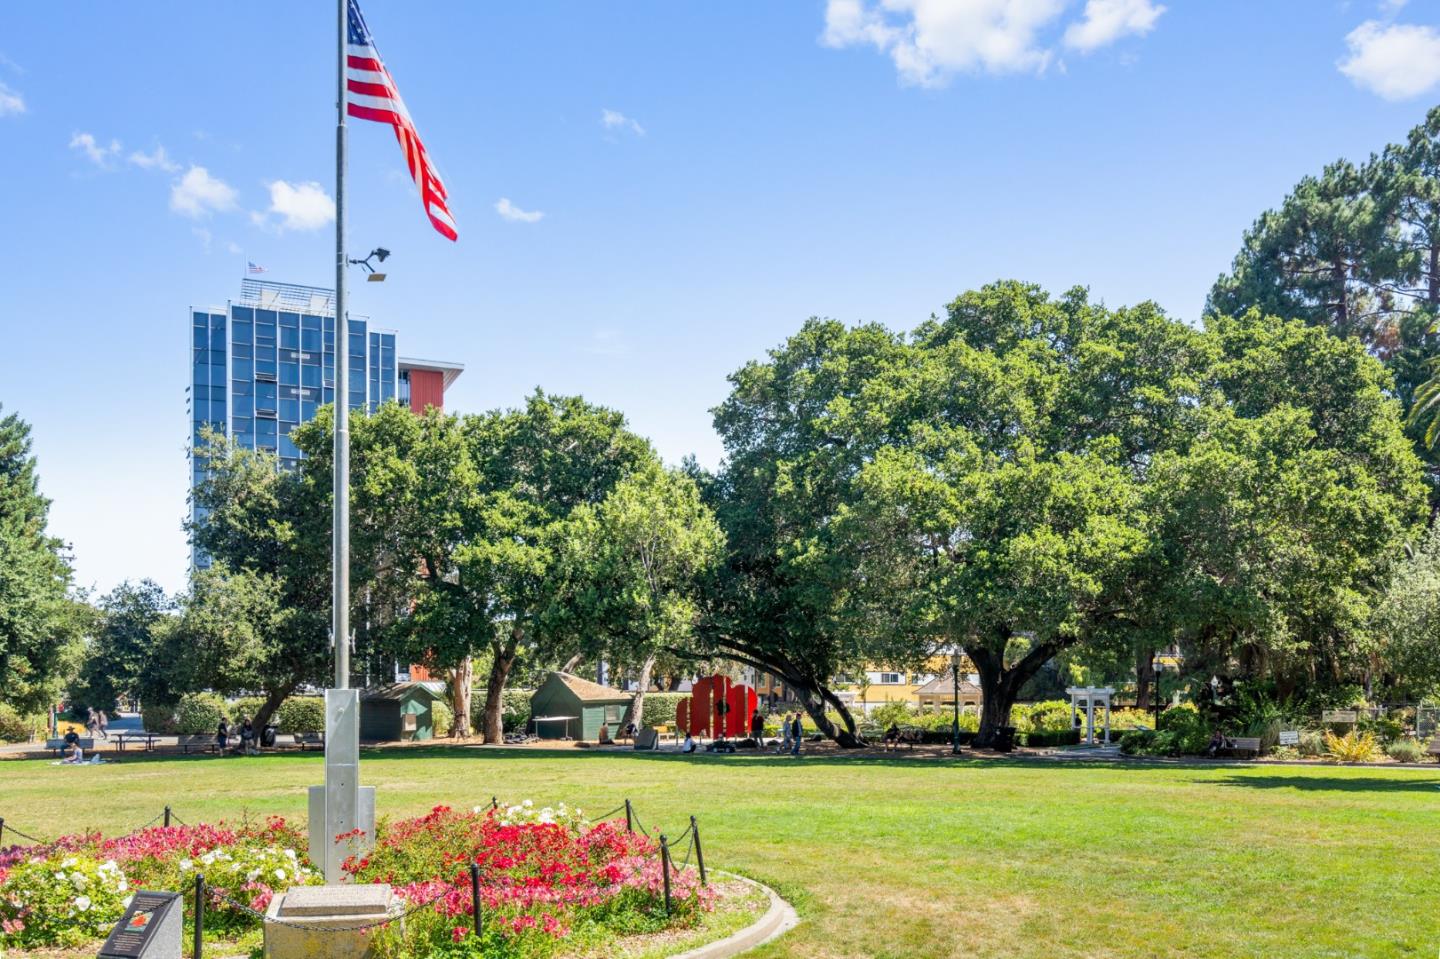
263,885,396,959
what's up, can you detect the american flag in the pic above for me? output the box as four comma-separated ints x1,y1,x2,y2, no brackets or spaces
247,261,267,274
346,0,458,241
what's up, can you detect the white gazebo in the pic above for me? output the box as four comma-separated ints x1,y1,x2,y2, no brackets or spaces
1066,686,1115,745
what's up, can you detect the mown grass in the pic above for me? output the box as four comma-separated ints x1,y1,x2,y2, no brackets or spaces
2,747,1437,958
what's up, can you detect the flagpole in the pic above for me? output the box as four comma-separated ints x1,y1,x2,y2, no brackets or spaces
334,0,349,692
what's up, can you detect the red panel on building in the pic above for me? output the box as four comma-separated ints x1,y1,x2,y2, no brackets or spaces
408,369,446,413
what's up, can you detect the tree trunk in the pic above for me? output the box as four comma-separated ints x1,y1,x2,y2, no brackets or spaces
483,632,519,744
968,632,1065,748
1135,647,1154,711
624,653,657,728
809,683,864,747
252,680,296,738
446,656,474,738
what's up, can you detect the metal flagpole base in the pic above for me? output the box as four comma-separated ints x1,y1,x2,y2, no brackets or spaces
309,689,374,883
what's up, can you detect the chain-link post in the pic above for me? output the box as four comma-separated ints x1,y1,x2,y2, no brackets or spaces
470,861,482,936
690,815,706,885
192,874,204,958
660,834,672,916
625,798,633,833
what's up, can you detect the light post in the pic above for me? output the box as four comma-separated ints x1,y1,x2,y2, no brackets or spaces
951,652,963,755
1152,655,1164,731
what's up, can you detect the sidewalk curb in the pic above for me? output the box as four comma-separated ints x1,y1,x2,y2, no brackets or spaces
670,871,799,959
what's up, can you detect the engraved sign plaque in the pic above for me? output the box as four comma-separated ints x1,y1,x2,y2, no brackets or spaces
98,890,182,959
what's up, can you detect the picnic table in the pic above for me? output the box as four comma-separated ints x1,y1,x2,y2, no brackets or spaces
112,732,162,752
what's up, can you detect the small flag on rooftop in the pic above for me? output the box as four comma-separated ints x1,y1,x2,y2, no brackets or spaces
346,0,458,241
247,261,267,274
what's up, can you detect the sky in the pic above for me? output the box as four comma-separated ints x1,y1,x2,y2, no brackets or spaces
2,0,1440,597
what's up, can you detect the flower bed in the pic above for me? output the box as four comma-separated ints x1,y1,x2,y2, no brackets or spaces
0,802,718,959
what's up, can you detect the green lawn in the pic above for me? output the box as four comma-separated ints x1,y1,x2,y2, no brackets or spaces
2,747,1436,959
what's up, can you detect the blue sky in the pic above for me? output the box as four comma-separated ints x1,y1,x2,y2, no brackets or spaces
2,0,1439,596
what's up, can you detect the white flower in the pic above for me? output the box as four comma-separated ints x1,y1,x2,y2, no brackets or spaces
179,859,193,872
75,894,92,912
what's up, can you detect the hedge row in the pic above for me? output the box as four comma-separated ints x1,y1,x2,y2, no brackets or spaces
142,694,326,735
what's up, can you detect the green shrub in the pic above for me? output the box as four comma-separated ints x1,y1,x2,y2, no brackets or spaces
431,701,453,738
1119,728,1156,755
141,701,178,734
275,697,325,733
173,692,231,734
470,688,532,734
0,704,43,743
1360,716,1406,745
639,693,688,730
1386,738,1427,764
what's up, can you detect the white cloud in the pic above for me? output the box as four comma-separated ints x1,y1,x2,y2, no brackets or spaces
601,108,646,136
1063,0,1164,52
494,197,544,223
170,165,239,218
128,145,180,172
1339,20,1440,99
0,82,23,116
69,132,121,166
822,0,1166,85
822,0,1067,86
261,180,335,231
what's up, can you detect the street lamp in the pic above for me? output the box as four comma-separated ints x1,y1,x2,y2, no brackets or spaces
1152,654,1164,731
951,651,964,755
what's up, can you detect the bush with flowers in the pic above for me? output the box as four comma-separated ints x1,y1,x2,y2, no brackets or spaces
350,803,714,959
0,817,318,949
0,803,718,959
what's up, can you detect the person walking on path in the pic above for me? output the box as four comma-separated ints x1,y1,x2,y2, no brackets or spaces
790,713,803,756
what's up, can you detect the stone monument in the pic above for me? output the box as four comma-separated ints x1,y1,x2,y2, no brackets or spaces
264,884,397,959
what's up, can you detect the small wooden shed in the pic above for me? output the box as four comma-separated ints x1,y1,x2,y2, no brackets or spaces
360,682,444,742
529,672,632,741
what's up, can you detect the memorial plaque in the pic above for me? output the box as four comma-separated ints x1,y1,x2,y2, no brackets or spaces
1278,730,1300,746
98,890,181,959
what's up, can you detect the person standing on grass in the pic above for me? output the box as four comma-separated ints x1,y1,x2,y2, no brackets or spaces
790,712,802,756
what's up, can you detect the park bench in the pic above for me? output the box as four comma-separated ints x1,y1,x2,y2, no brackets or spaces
883,726,922,751
1224,736,1263,758
45,737,94,757
178,735,221,755
293,732,324,750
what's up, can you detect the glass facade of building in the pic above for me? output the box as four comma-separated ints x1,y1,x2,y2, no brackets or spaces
189,281,398,566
